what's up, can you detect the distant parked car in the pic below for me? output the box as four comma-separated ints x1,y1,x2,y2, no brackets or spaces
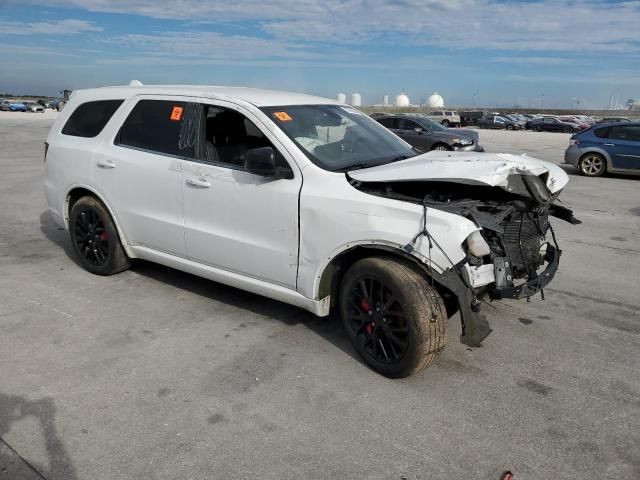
526,117,583,133
558,117,590,130
0,100,27,112
596,117,630,124
459,111,490,126
425,110,461,127
564,122,640,177
376,114,483,152
25,102,45,113
37,99,52,109
478,115,523,130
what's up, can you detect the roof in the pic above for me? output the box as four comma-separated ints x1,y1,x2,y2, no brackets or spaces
70,84,341,108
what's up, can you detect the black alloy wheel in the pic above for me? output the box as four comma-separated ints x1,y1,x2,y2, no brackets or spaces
70,196,131,275
74,207,109,266
340,257,446,378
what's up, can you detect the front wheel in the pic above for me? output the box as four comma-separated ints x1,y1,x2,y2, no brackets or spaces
431,143,452,151
533,126,541,132
339,257,447,378
564,126,573,133
441,120,450,127
506,124,514,130
70,196,131,275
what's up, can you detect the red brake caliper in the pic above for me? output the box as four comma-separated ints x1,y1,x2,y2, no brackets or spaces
99,231,108,241
360,299,373,336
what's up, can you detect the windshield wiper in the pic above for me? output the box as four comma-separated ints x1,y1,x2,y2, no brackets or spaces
333,162,373,172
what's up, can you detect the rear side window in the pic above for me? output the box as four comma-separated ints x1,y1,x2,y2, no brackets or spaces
117,100,198,158
609,125,640,142
594,127,610,138
61,100,123,138
377,117,398,129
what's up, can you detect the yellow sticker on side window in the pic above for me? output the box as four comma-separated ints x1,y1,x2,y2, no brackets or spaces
273,111,292,122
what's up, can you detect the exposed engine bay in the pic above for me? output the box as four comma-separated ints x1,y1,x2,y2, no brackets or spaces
348,171,581,346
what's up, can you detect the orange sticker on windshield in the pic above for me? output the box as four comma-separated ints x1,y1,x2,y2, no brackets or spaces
170,106,183,121
273,111,292,122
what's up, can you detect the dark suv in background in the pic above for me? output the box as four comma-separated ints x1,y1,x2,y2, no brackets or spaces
478,115,523,130
460,111,492,126
375,114,483,152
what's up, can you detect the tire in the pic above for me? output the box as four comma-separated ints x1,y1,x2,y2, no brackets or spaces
533,126,541,132
339,257,447,378
69,196,131,275
563,126,573,133
506,124,514,131
441,120,450,127
578,153,606,177
431,143,452,151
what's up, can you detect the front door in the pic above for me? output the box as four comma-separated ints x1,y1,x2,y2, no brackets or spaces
181,100,302,288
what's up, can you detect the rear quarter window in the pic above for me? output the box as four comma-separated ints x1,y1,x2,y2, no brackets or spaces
594,127,610,138
61,100,124,138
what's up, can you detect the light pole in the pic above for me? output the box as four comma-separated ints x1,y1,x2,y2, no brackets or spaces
541,93,545,109
472,93,476,109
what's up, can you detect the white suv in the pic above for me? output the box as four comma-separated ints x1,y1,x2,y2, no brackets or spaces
426,110,461,127
44,84,578,377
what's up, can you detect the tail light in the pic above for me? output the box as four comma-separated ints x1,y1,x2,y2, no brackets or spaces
44,141,49,162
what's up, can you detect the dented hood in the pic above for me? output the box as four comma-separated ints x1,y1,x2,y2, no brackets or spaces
348,151,569,194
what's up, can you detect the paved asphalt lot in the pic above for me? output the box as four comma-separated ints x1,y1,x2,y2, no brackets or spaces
0,111,638,480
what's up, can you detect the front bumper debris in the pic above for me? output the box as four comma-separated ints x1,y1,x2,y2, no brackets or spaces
489,244,560,300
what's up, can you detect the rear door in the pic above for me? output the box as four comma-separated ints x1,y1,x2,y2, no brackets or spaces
181,99,302,288
607,125,640,170
93,96,195,256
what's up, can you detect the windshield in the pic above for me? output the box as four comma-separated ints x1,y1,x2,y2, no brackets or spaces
261,105,415,171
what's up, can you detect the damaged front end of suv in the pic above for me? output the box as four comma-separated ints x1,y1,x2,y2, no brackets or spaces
348,153,580,347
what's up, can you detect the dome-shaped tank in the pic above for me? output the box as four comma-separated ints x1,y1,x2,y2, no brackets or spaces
351,93,362,107
336,93,347,103
394,93,410,108
426,92,444,108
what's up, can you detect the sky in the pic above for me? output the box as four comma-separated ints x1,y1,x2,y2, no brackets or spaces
0,0,639,108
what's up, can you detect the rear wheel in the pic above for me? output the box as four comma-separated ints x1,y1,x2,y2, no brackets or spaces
339,257,447,378
69,196,131,275
564,126,573,133
506,124,514,131
441,120,450,127
578,153,606,177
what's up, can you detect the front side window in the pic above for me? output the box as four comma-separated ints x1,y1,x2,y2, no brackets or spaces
62,100,123,138
261,104,414,171
117,100,198,158
377,117,398,129
398,119,420,131
200,105,290,173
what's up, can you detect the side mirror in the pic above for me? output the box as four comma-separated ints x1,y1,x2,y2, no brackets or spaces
244,147,292,179
245,147,277,177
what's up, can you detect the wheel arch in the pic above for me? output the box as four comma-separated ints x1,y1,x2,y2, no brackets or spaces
316,244,459,318
64,185,135,258
579,148,613,171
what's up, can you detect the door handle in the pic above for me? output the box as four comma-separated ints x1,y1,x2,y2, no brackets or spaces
96,159,116,169
186,177,212,188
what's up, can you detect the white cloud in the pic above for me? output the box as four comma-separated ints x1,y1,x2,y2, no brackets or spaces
0,19,103,35
16,0,640,54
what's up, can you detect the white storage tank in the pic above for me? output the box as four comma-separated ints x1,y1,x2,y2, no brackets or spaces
394,93,410,108
426,92,445,108
336,93,347,103
351,93,362,107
